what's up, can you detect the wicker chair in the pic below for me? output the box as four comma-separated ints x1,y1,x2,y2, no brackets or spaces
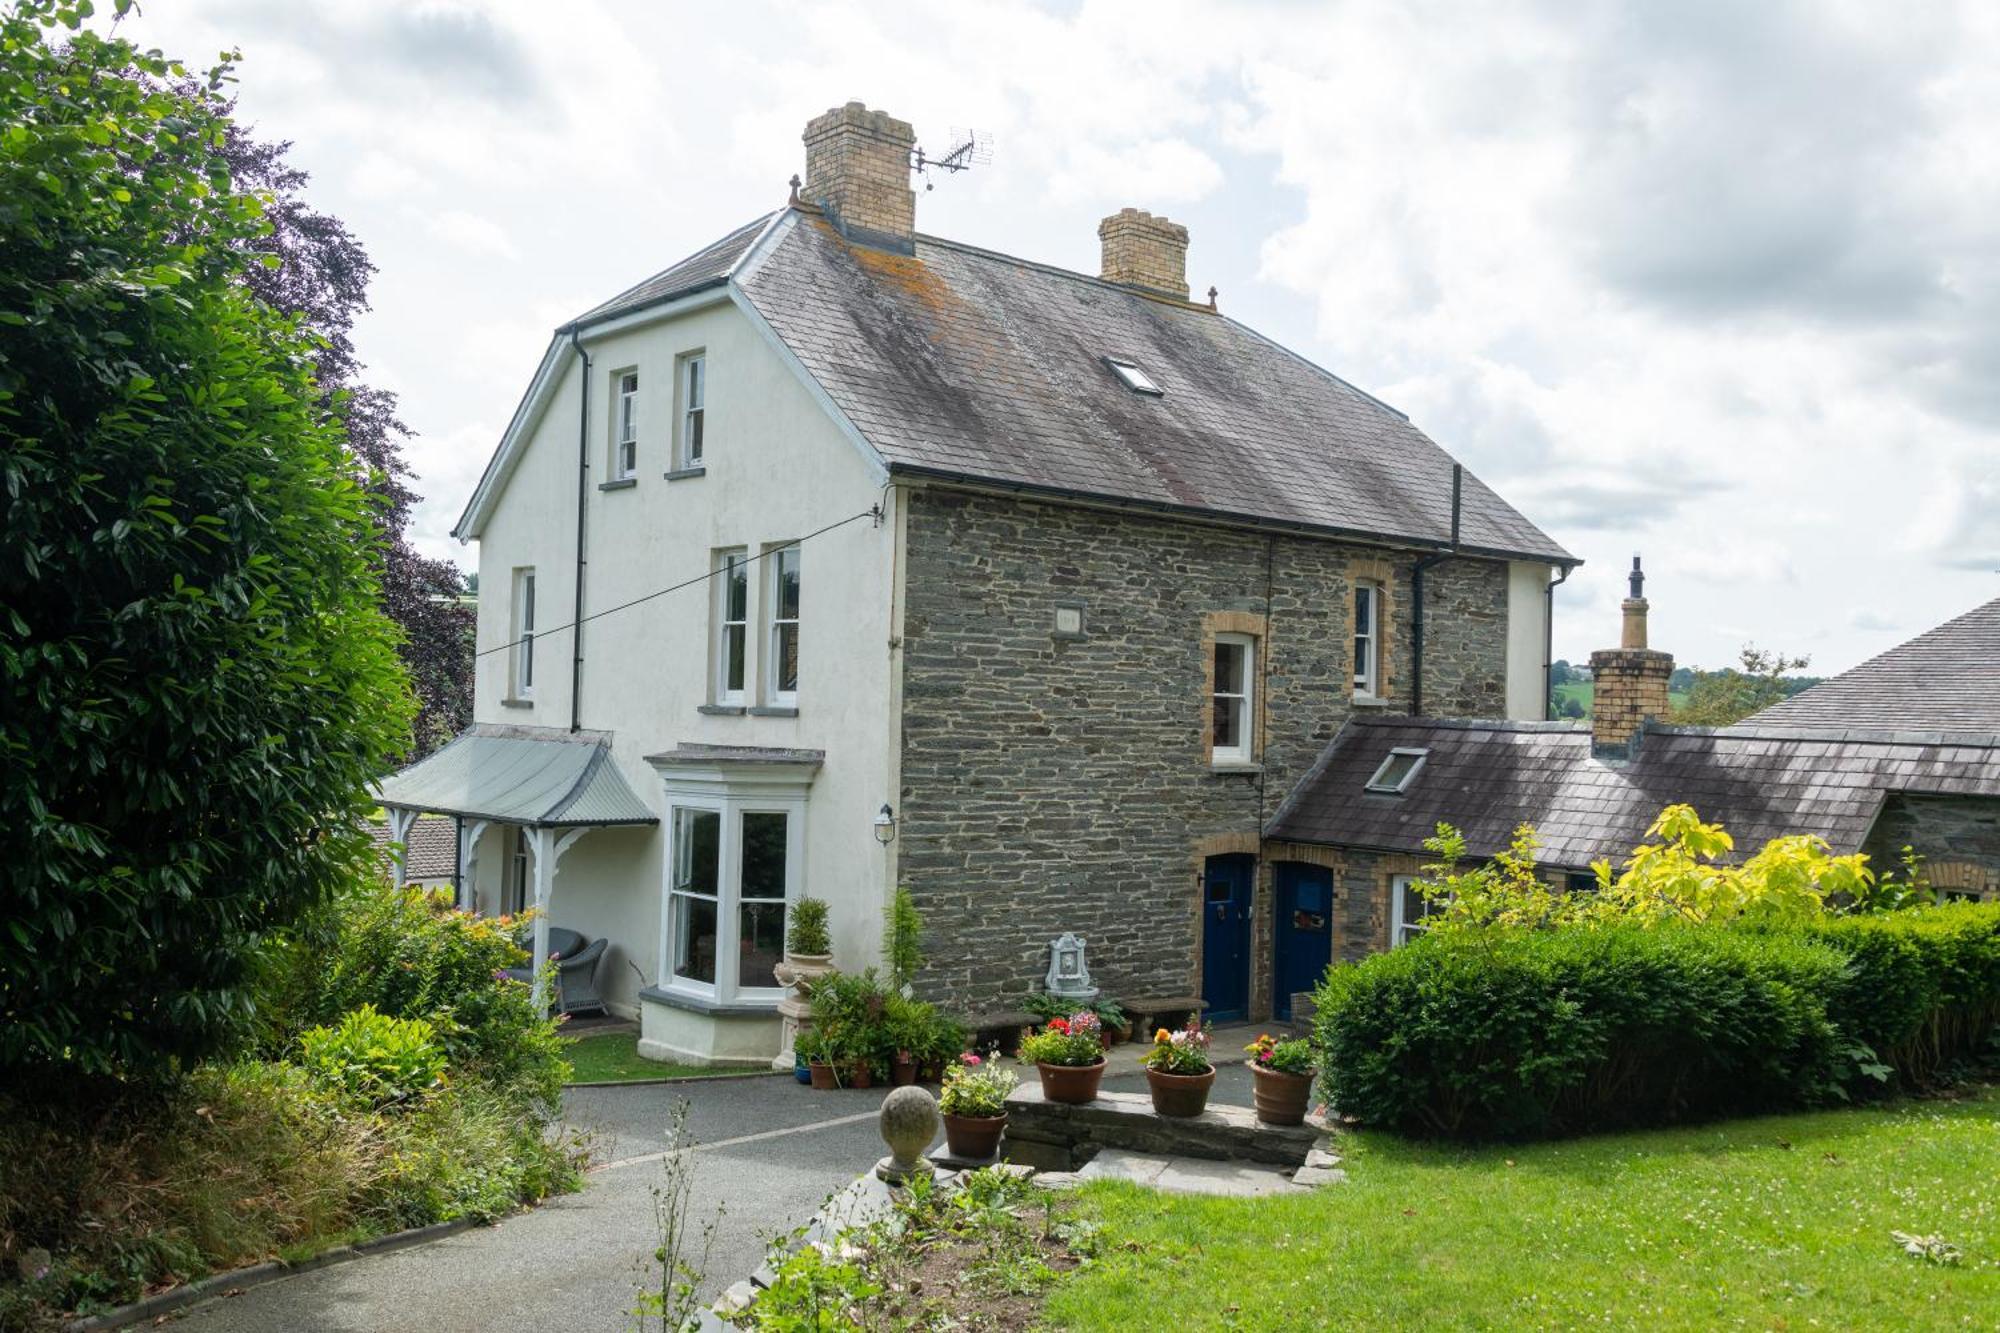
502,927,611,1016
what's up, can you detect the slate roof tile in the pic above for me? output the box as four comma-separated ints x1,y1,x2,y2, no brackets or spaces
1749,597,2000,735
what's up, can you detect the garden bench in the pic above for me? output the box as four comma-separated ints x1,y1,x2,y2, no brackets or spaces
963,1008,1037,1055
1119,995,1206,1034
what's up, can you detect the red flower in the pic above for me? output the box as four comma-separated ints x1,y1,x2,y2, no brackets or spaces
1048,1017,1070,1034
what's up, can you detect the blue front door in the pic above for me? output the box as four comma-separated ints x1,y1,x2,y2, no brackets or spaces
1272,862,1334,1021
1202,853,1255,1023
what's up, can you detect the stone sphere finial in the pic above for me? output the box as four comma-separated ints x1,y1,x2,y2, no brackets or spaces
875,1085,939,1184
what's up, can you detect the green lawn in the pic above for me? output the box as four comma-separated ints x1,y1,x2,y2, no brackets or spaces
1044,1086,2000,1330
561,1031,768,1084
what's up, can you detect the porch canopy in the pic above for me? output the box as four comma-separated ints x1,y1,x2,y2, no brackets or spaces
377,724,656,1006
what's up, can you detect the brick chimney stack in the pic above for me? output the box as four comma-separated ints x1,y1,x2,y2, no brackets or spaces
1589,555,1673,758
1098,208,1190,300
802,102,916,252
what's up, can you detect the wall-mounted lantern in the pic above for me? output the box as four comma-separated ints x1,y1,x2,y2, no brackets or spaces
873,802,897,845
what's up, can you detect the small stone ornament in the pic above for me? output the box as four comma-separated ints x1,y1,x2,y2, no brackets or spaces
1044,932,1098,1002
875,1085,939,1184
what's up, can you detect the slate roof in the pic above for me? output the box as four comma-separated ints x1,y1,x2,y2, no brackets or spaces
368,814,458,882
1267,717,2000,869
570,213,777,326
729,211,1570,562
1748,597,2000,735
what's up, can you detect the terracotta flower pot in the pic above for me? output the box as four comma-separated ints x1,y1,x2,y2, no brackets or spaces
941,1111,1006,1160
891,1055,918,1087
1036,1059,1107,1105
849,1062,874,1089
1251,1064,1314,1126
807,1061,837,1091
1146,1066,1216,1118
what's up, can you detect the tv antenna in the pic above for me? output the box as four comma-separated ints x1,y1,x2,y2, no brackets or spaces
911,129,992,190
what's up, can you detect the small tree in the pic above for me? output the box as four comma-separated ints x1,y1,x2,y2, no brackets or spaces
882,886,924,993
1672,645,1812,727
0,5,410,1081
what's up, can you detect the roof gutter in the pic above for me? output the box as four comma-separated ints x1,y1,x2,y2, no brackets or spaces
1408,465,1462,718
886,463,1573,568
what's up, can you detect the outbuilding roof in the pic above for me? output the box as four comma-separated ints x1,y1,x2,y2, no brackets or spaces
1748,596,2000,735
1267,717,2000,869
376,725,657,828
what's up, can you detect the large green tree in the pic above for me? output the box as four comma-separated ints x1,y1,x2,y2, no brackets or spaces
0,2,410,1080
1672,645,1813,727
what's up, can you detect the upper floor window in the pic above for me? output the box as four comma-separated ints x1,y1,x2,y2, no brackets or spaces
679,353,706,467
1354,582,1382,699
613,370,639,480
714,548,747,705
1212,633,1255,765
511,567,536,700
766,544,800,706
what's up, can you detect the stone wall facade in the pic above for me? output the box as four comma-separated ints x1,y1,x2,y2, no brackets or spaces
1862,794,2000,898
895,488,1512,1017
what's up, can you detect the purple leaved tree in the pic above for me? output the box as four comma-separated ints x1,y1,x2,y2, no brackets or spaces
220,123,474,759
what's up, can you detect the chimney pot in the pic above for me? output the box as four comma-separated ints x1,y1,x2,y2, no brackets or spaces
801,102,916,252
1098,207,1191,300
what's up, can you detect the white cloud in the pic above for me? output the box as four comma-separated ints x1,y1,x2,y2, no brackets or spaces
108,0,2000,666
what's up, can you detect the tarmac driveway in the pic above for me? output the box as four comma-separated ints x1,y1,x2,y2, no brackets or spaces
172,1073,892,1333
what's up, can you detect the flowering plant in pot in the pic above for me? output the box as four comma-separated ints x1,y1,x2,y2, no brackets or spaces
938,1051,1017,1159
1018,1012,1106,1104
1244,1033,1317,1125
795,1030,838,1091
1138,1018,1214,1117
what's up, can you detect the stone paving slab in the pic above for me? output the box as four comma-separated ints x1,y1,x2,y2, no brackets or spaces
1077,1150,1307,1197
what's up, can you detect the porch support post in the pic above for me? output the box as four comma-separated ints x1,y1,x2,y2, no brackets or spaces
457,819,490,913
384,806,419,888
526,826,591,1011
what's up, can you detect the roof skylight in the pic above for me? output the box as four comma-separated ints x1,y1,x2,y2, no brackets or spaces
1104,357,1164,396
1365,747,1428,795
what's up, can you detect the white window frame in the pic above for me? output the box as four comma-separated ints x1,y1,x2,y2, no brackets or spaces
679,352,706,467
1212,632,1255,766
511,567,536,701
713,548,748,705
613,369,639,480
1354,582,1382,700
765,543,800,707
503,826,530,916
654,767,812,1005
1365,747,1428,794
1391,873,1443,947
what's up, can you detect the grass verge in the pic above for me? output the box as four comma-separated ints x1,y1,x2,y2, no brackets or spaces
563,1031,768,1084
1043,1084,2000,1330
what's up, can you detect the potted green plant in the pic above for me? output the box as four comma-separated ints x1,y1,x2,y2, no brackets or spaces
920,1013,969,1082
938,1051,1017,1160
1244,1033,1317,1126
883,993,931,1086
1018,1011,1107,1104
795,1030,838,1091
1139,1017,1215,1117
1092,997,1129,1047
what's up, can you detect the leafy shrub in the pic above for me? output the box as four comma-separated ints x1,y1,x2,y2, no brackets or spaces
1315,925,1851,1138
294,885,568,1110
938,1052,1016,1117
298,1006,446,1108
1019,1013,1104,1067
883,886,925,990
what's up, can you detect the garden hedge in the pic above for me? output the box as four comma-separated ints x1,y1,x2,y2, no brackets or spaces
1313,902,2000,1139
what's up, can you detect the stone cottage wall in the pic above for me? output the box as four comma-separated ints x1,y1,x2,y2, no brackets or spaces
895,488,1512,1016
1862,794,2000,897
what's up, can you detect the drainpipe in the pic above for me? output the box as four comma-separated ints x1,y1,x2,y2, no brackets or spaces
1408,465,1461,718
1544,562,1575,720
568,329,590,734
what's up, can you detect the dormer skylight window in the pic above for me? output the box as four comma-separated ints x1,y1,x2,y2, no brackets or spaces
1104,357,1164,396
1365,747,1428,794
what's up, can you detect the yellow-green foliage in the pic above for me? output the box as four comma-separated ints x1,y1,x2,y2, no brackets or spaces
1415,804,1877,932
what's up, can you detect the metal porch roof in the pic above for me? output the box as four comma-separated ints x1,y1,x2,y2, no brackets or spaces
377,725,657,827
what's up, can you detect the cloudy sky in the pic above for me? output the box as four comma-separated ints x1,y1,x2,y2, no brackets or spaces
115,0,1998,671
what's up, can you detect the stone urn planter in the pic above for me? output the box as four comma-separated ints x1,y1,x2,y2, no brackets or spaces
941,1111,1006,1161
1251,1065,1314,1126
1036,1059,1107,1105
1146,1066,1216,1118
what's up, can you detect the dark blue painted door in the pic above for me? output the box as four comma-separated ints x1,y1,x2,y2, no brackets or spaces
1202,853,1255,1023
1272,862,1334,1021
